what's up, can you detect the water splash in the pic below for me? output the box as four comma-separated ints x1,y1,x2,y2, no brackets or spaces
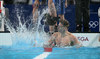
4,5,50,48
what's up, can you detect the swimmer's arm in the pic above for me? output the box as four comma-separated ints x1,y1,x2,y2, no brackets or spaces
43,38,54,48
74,37,82,48
66,32,77,42
67,31,82,47
72,35,81,46
70,33,82,48
66,31,73,36
49,33,57,43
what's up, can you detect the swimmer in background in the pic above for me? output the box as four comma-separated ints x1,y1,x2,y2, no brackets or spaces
44,20,82,48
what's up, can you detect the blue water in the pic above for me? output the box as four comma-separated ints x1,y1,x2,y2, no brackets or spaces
0,47,100,59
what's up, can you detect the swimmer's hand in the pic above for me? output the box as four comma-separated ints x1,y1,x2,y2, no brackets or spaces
43,44,49,48
43,44,53,48
43,43,55,48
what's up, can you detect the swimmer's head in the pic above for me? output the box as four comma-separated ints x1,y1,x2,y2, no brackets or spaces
58,20,69,35
59,20,69,28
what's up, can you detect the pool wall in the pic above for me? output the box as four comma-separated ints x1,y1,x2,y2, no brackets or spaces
0,33,100,47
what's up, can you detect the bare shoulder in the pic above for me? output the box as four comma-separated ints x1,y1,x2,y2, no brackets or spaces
66,32,75,37
66,31,72,35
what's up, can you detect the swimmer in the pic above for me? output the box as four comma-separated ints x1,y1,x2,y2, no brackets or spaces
44,20,82,48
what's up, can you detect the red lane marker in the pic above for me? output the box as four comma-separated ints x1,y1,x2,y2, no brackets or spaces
0,10,1,13
44,48,52,52
0,1,1,13
0,1,1,7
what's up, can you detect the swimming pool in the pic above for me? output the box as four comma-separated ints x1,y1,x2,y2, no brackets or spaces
0,47,100,59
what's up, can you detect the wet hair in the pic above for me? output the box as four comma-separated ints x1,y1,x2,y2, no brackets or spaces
59,20,69,28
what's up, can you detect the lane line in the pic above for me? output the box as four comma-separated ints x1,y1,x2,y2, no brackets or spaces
33,52,51,59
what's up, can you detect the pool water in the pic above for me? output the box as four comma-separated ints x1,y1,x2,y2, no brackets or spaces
0,47,100,59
